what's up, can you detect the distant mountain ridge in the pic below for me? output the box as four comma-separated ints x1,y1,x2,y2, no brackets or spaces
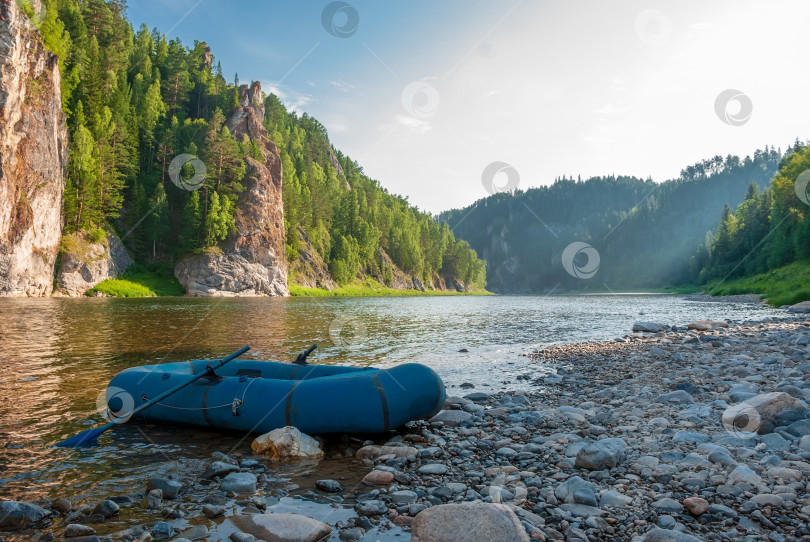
438,149,783,293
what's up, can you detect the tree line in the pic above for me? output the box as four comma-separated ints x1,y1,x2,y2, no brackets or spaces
697,141,810,285
29,0,485,289
438,148,783,292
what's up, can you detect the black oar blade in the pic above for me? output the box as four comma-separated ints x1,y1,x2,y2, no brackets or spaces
55,425,110,448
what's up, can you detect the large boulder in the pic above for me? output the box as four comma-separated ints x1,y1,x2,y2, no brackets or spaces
56,230,132,296
411,503,529,542
230,513,331,542
0,0,67,297
251,426,323,461
0,501,49,530
788,301,810,313
175,250,287,297
721,392,805,435
575,438,627,470
175,82,288,297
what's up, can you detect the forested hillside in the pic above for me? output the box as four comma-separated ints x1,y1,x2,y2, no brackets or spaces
30,0,485,293
696,142,810,302
439,149,782,293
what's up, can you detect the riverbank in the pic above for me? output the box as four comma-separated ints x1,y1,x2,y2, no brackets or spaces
4,310,810,541
88,272,489,298
704,261,810,307
289,278,491,297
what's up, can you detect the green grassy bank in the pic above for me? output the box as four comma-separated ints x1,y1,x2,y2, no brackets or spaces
289,278,492,297
705,261,810,307
89,264,185,297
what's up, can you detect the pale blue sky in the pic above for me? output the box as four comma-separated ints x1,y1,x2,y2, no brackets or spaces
127,1,810,213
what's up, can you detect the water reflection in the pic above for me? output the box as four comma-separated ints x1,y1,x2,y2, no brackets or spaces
0,294,782,508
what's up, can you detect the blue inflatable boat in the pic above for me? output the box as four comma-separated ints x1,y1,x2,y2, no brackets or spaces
106,357,445,435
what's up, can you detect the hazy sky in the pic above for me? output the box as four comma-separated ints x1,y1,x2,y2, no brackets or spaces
127,1,810,214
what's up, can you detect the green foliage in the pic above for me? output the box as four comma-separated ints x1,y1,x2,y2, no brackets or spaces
43,0,486,291
89,263,185,297
440,150,783,292
289,278,492,297
706,261,810,306
698,141,810,298
266,99,486,290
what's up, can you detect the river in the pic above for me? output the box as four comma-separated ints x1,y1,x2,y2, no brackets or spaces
0,294,782,538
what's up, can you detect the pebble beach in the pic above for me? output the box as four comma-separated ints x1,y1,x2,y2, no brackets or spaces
3,311,810,542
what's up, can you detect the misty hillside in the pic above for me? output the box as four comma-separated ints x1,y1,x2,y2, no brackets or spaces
438,148,783,293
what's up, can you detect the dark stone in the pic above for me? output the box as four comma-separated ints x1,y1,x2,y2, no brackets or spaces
674,382,701,395
152,521,175,540
148,477,183,499
315,479,343,492
787,419,810,437
92,500,119,518
0,501,49,530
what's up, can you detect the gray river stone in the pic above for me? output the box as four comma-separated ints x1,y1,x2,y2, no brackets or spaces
221,472,257,494
231,513,331,542
418,463,449,475
574,438,627,470
643,528,704,542
147,477,183,499
411,502,529,542
0,501,49,530
430,410,473,426
204,460,240,479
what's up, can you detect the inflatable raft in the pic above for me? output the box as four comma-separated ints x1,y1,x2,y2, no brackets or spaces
106,359,445,435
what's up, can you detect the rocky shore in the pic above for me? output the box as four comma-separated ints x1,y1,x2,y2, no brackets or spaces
3,313,810,541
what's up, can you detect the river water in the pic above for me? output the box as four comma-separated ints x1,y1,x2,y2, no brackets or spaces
0,294,783,538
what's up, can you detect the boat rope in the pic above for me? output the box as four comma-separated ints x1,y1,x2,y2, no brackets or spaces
154,377,257,414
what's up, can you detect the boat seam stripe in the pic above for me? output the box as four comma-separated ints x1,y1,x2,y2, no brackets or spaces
202,385,214,426
187,361,196,374
285,381,300,425
372,376,390,432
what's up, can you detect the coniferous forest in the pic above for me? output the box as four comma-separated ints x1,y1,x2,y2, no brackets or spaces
19,0,809,300
438,146,802,294
31,0,486,291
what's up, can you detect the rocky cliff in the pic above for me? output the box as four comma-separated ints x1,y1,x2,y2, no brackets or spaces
55,230,132,296
175,82,289,296
0,0,67,296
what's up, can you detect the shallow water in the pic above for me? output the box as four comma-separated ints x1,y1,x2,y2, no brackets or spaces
0,294,783,537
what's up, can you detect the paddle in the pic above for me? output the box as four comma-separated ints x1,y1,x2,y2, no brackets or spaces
56,345,250,448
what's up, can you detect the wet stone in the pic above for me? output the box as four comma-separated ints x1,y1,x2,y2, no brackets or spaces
315,479,343,492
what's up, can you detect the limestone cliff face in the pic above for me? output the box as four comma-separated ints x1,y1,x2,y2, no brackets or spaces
175,82,288,296
55,230,133,297
0,0,67,296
